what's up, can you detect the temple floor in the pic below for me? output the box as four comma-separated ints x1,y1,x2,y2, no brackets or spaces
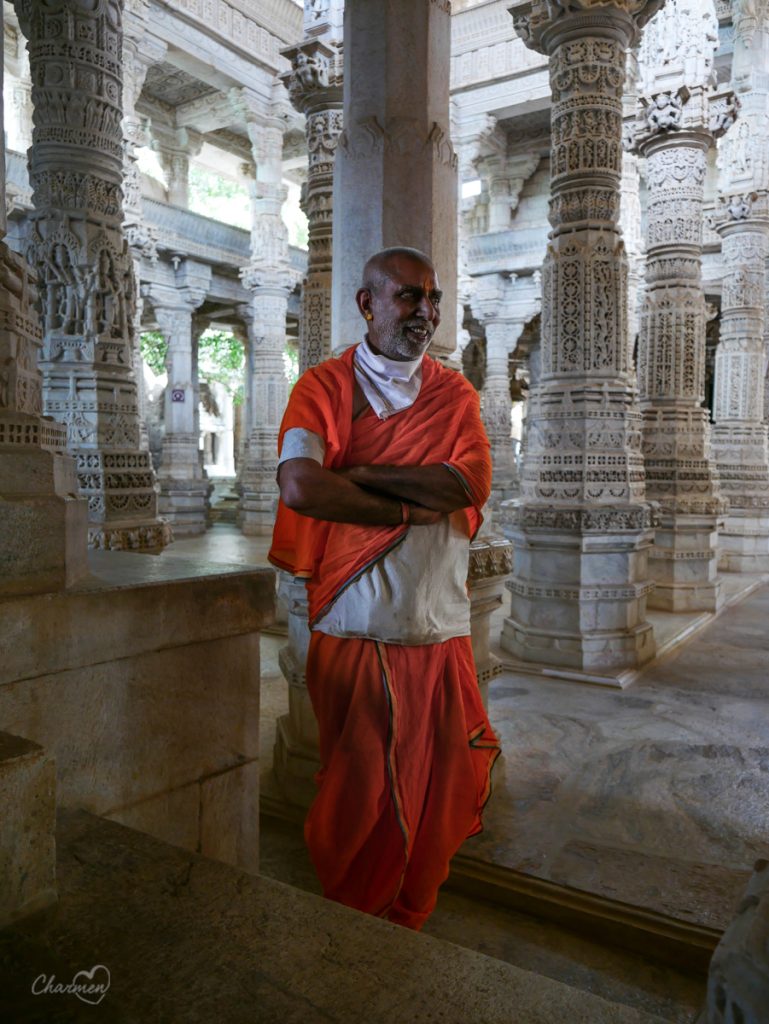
166,524,769,1019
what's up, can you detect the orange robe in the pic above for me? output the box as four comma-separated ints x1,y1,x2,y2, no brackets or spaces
269,345,500,929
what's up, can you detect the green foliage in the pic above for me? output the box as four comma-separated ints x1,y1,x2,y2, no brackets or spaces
140,331,168,375
283,345,299,388
188,166,251,230
198,329,246,405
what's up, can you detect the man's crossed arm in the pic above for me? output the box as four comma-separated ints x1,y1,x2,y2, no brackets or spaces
277,459,471,527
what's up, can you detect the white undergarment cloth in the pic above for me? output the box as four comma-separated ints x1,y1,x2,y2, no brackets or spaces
353,337,424,420
277,342,471,644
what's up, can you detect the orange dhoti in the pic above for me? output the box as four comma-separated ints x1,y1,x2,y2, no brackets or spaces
304,631,499,931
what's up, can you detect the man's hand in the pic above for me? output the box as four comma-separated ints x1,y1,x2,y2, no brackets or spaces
278,459,443,526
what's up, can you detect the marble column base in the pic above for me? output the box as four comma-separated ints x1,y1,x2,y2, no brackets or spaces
502,518,656,673
648,513,725,613
469,537,513,708
717,509,769,573
157,476,210,537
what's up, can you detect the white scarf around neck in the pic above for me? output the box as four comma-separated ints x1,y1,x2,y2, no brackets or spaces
353,338,424,421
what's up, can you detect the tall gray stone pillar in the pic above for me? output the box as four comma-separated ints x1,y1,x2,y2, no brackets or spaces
503,0,662,674
282,4,344,373
0,2,88,595
16,0,169,552
331,0,458,361
633,0,729,611
710,2,769,571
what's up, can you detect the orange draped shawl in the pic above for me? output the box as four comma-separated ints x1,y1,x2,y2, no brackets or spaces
268,344,492,623
268,344,499,929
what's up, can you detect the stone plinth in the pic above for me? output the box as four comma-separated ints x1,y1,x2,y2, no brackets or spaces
273,573,318,809
0,732,56,929
0,553,275,872
469,536,513,708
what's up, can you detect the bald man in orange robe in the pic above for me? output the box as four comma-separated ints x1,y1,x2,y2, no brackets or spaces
270,247,499,931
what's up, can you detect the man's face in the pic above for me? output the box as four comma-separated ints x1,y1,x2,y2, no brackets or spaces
357,256,442,361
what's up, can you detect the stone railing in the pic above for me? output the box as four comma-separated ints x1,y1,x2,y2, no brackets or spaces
466,227,547,276
451,0,547,90
155,0,302,67
142,198,307,277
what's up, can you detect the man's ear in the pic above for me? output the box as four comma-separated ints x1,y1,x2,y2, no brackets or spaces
355,287,372,319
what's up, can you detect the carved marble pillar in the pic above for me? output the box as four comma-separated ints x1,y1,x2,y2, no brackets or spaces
282,23,344,373
472,273,541,502
148,261,211,536
503,0,662,674
710,3,769,571
153,127,203,209
122,4,164,453
633,0,728,611
0,5,87,594
237,104,299,535
16,0,169,551
331,0,457,361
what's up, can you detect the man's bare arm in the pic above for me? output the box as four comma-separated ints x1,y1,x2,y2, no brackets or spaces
278,459,443,525
339,464,471,513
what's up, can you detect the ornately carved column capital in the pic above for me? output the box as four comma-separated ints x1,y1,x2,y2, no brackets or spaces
280,38,343,117
239,262,299,296
509,0,665,52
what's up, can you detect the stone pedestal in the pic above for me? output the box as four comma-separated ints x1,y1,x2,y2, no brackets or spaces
331,0,457,360
273,573,318,809
503,0,660,674
468,536,513,708
0,553,275,873
0,732,56,929
16,0,169,552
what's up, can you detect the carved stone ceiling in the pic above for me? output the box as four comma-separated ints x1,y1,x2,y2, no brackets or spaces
498,109,552,149
142,61,219,108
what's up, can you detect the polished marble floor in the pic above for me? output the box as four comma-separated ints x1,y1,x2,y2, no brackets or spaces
166,524,769,938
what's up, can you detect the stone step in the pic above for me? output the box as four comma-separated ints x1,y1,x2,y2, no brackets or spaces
0,811,670,1024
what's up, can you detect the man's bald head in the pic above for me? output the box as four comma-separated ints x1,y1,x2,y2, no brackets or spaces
361,247,435,295
355,247,442,361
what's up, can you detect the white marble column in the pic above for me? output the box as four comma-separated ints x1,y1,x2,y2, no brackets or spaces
633,0,729,611
331,0,457,361
152,127,203,209
16,0,169,551
503,0,662,675
471,273,541,502
0,3,87,594
282,3,344,373
710,2,769,571
148,262,211,536
237,102,299,536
